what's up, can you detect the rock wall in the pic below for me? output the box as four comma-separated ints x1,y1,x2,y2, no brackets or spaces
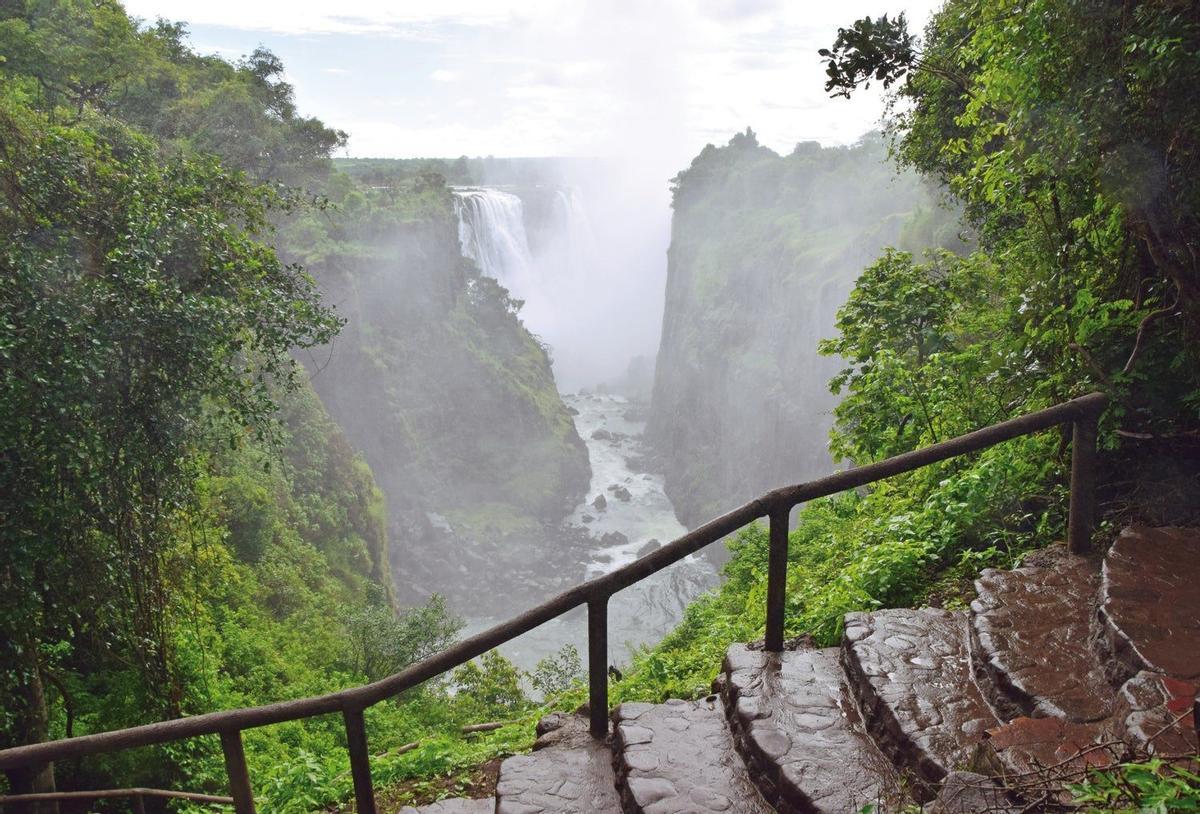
648,131,957,527
286,180,590,609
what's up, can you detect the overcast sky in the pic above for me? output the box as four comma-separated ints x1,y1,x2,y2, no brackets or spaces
123,1,939,164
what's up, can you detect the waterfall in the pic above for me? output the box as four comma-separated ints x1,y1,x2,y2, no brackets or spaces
452,183,633,390
549,187,599,282
453,187,534,285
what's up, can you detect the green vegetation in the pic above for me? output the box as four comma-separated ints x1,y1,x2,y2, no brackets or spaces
2,0,1198,810
614,2,1200,809
0,2,583,809
282,162,589,598
1069,760,1200,812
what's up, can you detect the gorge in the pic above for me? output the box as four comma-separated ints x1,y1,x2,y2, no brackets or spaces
301,135,959,670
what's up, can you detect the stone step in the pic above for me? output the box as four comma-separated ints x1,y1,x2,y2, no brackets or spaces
494,713,620,814
841,608,1000,798
719,643,911,813
1100,526,1200,683
399,799,494,814
1117,671,1199,756
612,697,774,814
969,545,1115,722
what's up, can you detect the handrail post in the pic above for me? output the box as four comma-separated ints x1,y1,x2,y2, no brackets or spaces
1067,405,1101,554
765,506,790,652
219,730,255,814
343,706,377,814
587,596,609,738
132,793,147,814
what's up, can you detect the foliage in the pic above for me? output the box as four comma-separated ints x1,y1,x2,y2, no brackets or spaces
529,644,583,699
0,1,346,182
0,90,341,773
0,2,563,808
820,0,1200,435
1069,759,1200,812
344,594,463,682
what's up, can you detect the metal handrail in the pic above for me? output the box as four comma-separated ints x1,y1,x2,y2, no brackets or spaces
0,788,234,812
0,391,1107,814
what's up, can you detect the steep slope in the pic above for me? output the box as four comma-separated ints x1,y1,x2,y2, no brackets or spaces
648,131,958,527
283,174,590,611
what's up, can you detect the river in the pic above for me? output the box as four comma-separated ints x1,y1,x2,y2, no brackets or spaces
463,392,718,674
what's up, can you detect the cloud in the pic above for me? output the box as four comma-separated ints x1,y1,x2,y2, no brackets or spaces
128,0,942,160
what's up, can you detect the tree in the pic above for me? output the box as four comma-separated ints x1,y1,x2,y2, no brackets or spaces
822,1,1200,323
820,0,1200,433
0,96,340,793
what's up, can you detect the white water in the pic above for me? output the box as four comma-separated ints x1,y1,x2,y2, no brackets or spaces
454,187,536,287
453,183,650,391
463,393,717,673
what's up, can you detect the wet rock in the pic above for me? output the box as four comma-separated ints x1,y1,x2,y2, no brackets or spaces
496,713,619,813
591,429,614,441
637,539,662,557
1100,525,1200,681
399,798,493,814
1118,671,1199,755
566,406,580,416
971,545,1114,722
607,484,632,501
599,531,629,547
612,698,773,813
720,643,909,812
593,552,613,563
535,711,571,738
986,715,1119,776
592,494,607,511
842,608,1000,797
580,514,595,524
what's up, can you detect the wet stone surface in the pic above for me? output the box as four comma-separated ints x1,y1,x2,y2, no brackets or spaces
1101,526,1200,680
399,798,494,814
612,698,774,814
494,713,619,813
720,643,909,813
842,608,999,794
986,715,1119,776
970,546,1114,722
1118,671,1199,756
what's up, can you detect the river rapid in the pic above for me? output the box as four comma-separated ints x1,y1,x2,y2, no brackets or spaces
464,392,717,673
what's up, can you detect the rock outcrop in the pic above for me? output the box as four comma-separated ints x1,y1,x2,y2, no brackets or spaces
647,131,959,526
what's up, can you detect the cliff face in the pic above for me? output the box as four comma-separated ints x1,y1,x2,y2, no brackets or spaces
284,177,590,609
648,132,956,527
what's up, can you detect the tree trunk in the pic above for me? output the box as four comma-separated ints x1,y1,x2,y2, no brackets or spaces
4,644,59,814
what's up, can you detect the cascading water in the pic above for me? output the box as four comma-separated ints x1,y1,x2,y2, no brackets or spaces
453,187,535,287
450,184,716,674
547,187,599,283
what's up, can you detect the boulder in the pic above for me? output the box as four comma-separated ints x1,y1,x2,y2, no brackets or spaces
592,494,607,511
599,531,629,547
636,539,662,557
590,429,613,441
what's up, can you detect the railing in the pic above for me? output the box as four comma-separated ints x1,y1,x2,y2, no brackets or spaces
0,392,1106,814
0,788,234,812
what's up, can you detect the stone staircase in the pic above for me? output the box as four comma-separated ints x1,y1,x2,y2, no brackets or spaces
411,526,1200,813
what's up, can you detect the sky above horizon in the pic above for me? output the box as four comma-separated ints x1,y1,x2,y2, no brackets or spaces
123,1,939,167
